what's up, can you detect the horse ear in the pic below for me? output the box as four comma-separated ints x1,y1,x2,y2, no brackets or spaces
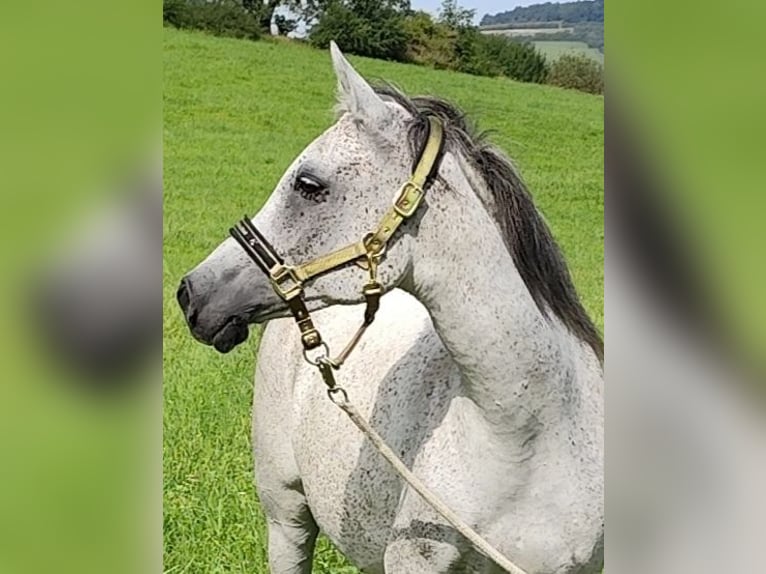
330,41,389,126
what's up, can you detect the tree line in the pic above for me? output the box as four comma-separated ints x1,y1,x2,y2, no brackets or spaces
479,0,603,52
163,0,602,94
480,0,604,26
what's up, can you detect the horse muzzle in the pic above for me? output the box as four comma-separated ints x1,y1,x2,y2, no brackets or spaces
176,274,253,353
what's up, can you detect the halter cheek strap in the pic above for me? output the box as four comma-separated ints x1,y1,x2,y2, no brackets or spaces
230,116,444,354
229,219,323,348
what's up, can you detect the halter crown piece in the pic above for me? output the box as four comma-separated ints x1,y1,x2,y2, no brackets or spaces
230,115,445,366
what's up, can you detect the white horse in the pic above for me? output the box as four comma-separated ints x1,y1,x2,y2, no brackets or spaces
177,44,603,574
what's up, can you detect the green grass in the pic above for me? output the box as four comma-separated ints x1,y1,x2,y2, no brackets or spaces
164,27,603,573
534,40,605,64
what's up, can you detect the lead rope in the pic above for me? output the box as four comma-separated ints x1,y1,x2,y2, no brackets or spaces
331,389,527,574
306,351,528,574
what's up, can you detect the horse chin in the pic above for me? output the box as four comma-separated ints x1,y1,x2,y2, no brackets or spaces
209,305,292,353
211,316,249,353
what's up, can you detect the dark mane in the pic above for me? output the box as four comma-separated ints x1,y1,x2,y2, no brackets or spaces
375,85,604,361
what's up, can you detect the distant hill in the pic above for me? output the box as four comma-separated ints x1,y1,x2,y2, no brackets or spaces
480,0,604,55
481,0,604,26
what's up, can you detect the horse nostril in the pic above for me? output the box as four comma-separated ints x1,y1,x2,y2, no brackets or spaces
176,277,198,327
176,278,191,311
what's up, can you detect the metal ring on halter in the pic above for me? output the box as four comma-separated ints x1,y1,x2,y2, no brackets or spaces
362,232,386,259
327,386,349,406
302,342,330,366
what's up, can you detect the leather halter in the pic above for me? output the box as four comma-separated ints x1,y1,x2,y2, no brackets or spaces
230,115,445,353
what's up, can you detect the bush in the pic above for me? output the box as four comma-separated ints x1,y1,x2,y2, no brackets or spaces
309,1,409,62
163,0,261,41
163,0,190,28
478,34,548,83
547,54,603,94
453,28,548,84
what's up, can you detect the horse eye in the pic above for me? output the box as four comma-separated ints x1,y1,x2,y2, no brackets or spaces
295,175,326,202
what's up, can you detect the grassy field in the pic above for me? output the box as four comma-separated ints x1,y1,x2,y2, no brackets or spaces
534,40,605,64
164,27,603,573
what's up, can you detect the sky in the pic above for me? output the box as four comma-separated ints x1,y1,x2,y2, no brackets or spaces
411,0,538,24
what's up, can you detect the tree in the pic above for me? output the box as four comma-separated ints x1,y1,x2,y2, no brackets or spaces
309,0,410,61
438,0,475,30
242,0,282,31
403,10,457,68
279,0,330,29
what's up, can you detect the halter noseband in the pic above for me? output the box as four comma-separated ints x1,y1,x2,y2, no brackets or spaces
230,115,445,358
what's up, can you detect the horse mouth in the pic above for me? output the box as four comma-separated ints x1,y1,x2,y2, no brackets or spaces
211,316,249,353
203,305,291,354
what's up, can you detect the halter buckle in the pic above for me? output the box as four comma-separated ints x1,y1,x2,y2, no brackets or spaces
269,264,303,300
393,181,424,218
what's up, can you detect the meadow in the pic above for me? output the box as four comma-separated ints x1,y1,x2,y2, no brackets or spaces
163,27,603,573
533,40,605,64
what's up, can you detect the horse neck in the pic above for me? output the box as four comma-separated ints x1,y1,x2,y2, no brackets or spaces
406,152,586,431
